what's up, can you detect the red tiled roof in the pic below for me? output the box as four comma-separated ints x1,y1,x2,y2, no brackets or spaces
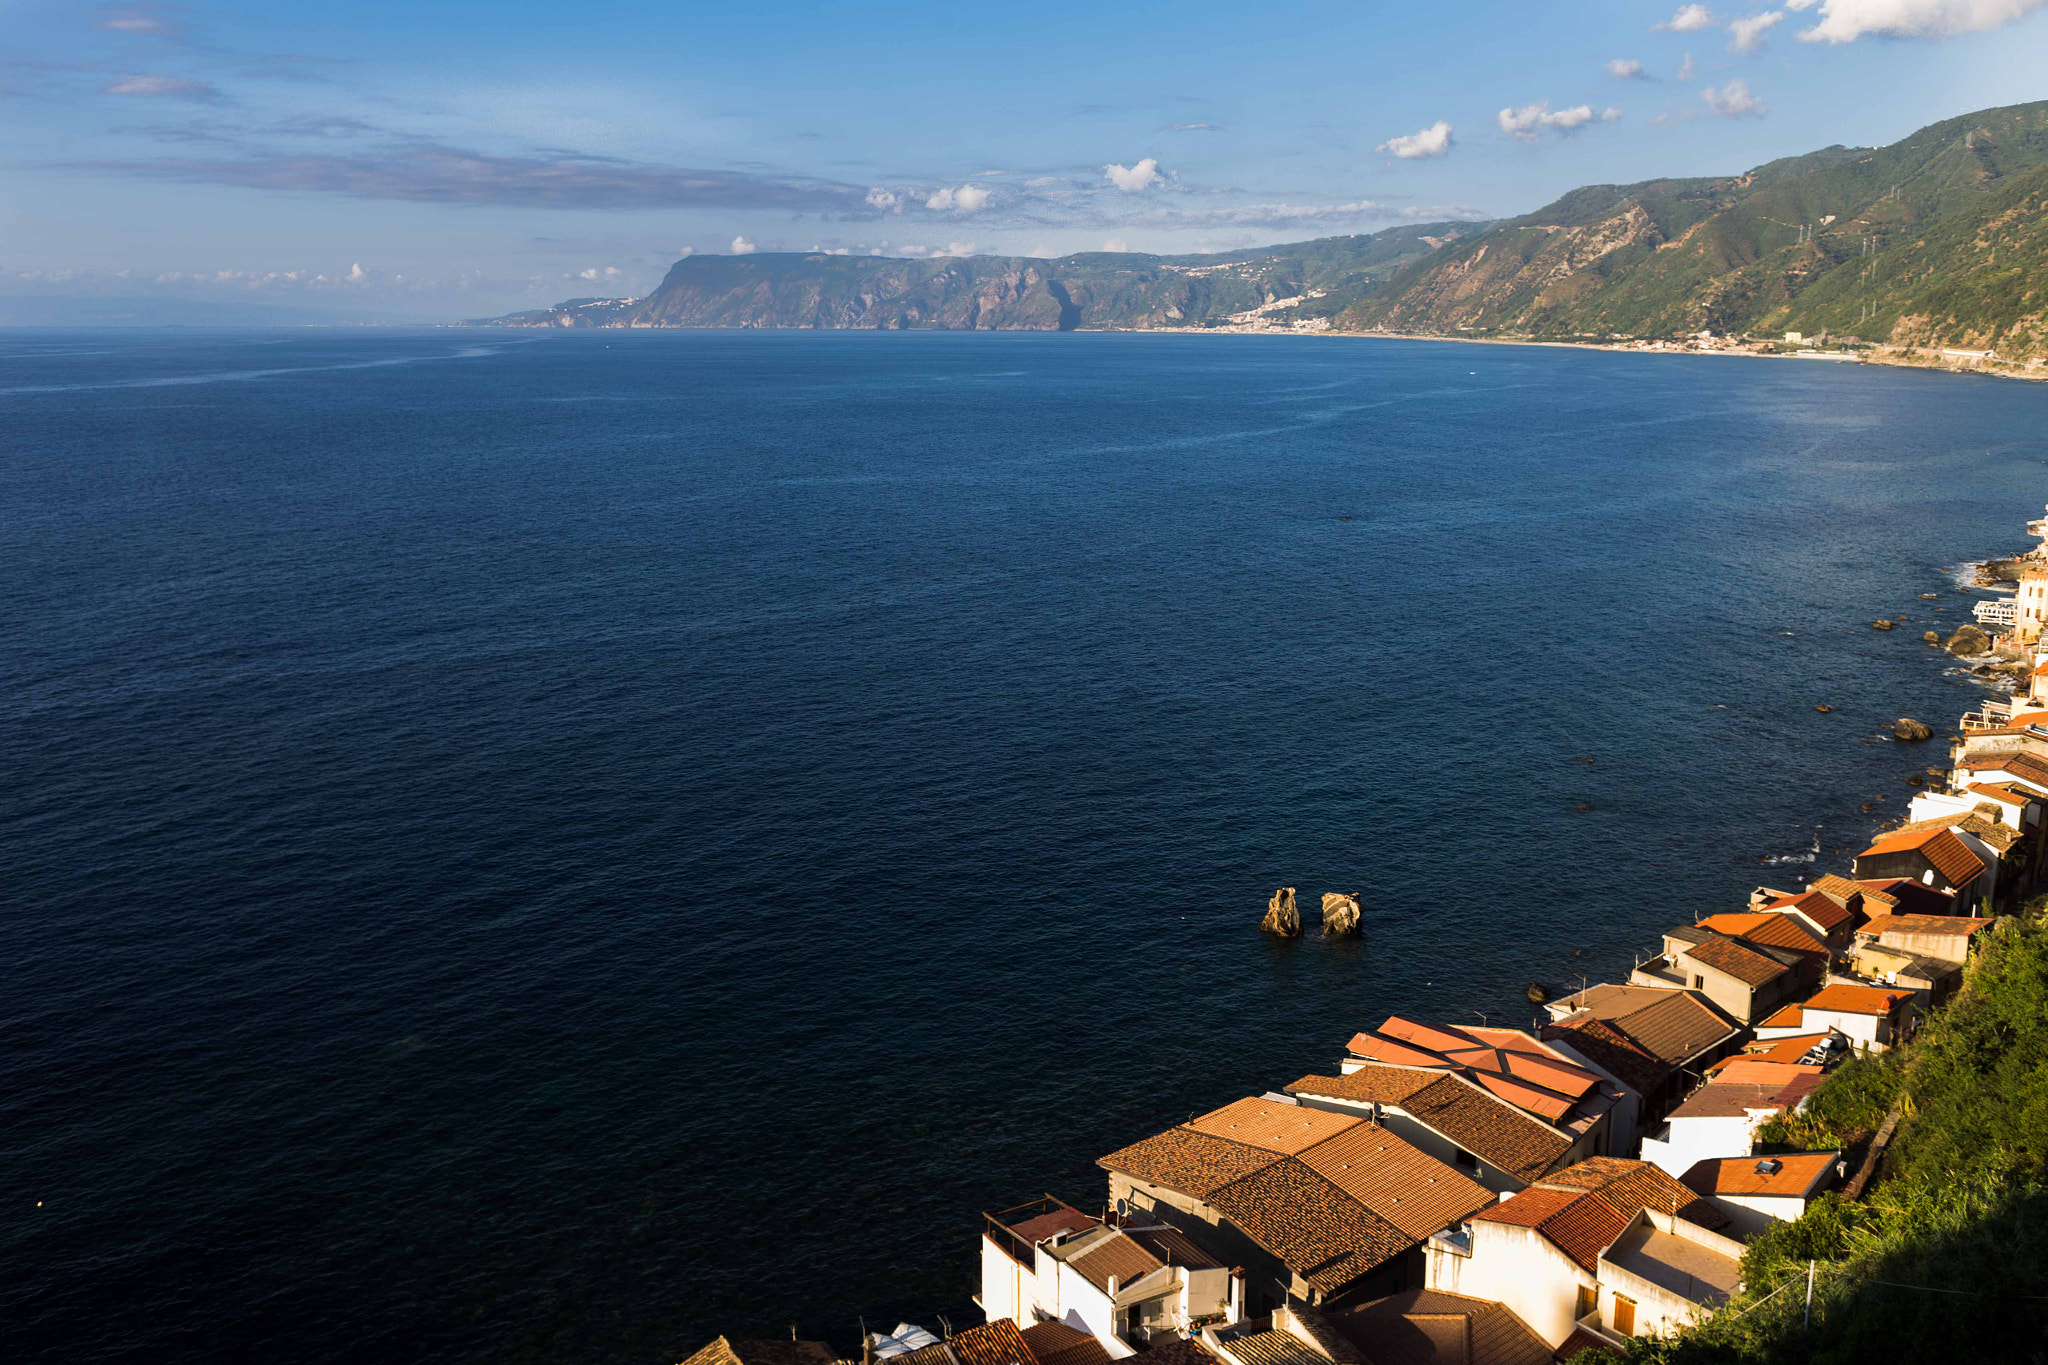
1004,1206,1097,1246
1745,1033,1831,1063
1543,1016,1670,1097
1402,1075,1573,1183
1285,1069,1441,1107
1020,1322,1108,1365
1757,1003,1807,1029
1769,890,1854,933
1684,934,1795,987
1474,1158,1722,1273
1206,1158,1416,1293
1858,827,1987,887
946,1321,1041,1365
1682,1151,1841,1199
1098,1128,1281,1197
1802,984,1915,1016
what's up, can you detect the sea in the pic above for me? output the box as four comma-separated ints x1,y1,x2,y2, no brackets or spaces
4,328,2045,1364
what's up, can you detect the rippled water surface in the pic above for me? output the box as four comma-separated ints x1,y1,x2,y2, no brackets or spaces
4,328,2045,1363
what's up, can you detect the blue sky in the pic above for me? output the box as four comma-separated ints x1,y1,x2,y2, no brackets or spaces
4,0,2045,316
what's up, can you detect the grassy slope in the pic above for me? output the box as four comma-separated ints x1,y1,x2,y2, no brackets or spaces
1601,907,2048,1365
1337,101,2048,354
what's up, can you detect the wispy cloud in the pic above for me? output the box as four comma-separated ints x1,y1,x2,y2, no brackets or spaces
1497,101,1622,141
1376,120,1454,159
1729,11,1785,50
1605,58,1650,78
1103,157,1164,191
1702,77,1766,115
72,143,879,210
103,73,223,102
1797,0,2047,41
730,235,756,254
1656,4,1718,30
91,4,185,37
1167,122,1216,131
1677,51,1698,79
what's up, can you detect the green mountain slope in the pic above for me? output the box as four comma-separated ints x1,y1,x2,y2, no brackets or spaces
1338,100,2048,353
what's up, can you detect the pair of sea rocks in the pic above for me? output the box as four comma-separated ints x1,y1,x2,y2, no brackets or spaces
1260,887,1360,937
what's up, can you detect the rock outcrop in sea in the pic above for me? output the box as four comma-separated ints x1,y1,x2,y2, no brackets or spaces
1320,893,1362,937
1894,717,1934,741
1261,887,1300,936
1945,624,1993,656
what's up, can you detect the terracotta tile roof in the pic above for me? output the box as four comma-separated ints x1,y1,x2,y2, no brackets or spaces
1126,1223,1222,1271
1471,1183,1580,1228
1807,874,1865,910
1683,933,1795,987
1668,1082,1786,1118
1531,1194,1633,1274
1861,913,1996,940
1206,1157,1416,1293
1003,1206,1097,1246
1378,1016,1488,1054
1537,1157,1729,1230
1604,990,1739,1064
1294,1122,1496,1240
683,1339,839,1365
1285,1068,1440,1107
1334,1288,1554,1365
1699,912,1827,955
1542,1016,1671,1097
1707,1059,1824,1087
1892,812,2021,855
1064,1230,1165,1295
1953,751,2048,789
1098,1127,1281,1198
1402,1075,1573,1183
945,1321,1039,1365
1802,984,1915,1016
1682,1151,1841,1200
1553,1327,1622,1362
1133,1341,1214,1365
1771,890,1854,933
1970,781,2045,806
1346,1032,1452,1068
1757,1003,1807,1029
1856,820,1988,884
1019,1323,1107,1365
1208,1329,1323,1365
1186,1098,1362,1155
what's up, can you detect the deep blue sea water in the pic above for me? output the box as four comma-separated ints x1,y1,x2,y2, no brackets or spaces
4,328,2045,1364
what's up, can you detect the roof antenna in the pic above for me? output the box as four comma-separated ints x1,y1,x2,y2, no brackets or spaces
1472,1010,1490,1028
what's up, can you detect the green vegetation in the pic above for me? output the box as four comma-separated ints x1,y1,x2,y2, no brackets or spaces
1622,906,2048,1364
1335,100,2048,356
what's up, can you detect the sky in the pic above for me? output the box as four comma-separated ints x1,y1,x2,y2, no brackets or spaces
3,0,2046,318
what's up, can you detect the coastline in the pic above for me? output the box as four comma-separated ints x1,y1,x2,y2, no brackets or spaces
1101,323,2048,384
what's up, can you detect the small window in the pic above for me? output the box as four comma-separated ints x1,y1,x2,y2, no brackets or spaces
1575,1284,1597,1319
1692,975,1705,989
1613,1293,1637,1337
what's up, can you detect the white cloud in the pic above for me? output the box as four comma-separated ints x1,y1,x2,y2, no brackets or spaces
677,246,693,258
1377,120,1455,159
1657,3,1719,29
94,5,183,36
1103,158,1165,191
865,187,899,211
1730,10,1786,48
1785,0,1819,7
1168,122,1217,131
102,73,222,101
925,184,991,212
1798,0,2046,40
576,266,623,280
1497,101,1622,141
1101,238,1129,252
1677,51,1699,78
1606,58,1647,77
345,262,366,283
1703,77,1766,114
941,241,977,256
730,235,757,254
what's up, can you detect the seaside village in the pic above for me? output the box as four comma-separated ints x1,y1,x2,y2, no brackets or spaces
681,514,2048,1365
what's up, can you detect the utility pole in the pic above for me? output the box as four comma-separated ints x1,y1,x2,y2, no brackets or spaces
1804,1260,1816,1330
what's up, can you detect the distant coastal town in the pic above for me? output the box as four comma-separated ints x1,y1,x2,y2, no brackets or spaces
678,508,2048,1364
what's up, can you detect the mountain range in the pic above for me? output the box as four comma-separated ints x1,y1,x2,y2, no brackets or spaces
471,100,2048,356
